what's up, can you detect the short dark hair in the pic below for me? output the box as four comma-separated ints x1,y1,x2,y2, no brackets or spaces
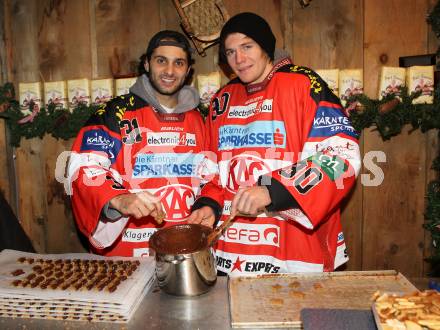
146,30,193,64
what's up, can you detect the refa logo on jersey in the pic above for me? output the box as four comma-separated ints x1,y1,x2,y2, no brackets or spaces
155,184,195,222
226,154,272,193
309,106,358,138
227,99,273,119
218,120,286,150
146,132,196,146
223,222,280,247
80,129,122,163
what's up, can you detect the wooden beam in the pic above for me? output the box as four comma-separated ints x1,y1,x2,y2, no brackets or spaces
281,0,294,57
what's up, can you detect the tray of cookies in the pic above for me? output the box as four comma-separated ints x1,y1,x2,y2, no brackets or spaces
0,249,155,322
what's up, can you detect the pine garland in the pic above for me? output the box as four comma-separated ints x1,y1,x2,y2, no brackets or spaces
428,1,440,40
348,88,438,139
0,83,96,146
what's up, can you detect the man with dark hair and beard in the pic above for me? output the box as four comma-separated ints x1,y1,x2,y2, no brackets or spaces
68,30,207,257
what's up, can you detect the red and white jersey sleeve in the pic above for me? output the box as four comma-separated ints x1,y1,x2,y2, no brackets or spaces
199,60,360,274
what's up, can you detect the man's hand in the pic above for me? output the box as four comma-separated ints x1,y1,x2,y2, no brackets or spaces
109,192,165,224
187,206,216,228
231,186,271,216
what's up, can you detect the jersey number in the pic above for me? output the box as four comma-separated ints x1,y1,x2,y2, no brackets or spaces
120,119,142,144
279,162,323,194
212,92,230,120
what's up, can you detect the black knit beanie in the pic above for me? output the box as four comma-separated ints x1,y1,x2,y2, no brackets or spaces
219,12,275,63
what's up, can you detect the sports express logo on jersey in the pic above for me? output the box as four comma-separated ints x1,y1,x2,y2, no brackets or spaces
309,106,358,139
80,129,122,163
146,132,196,146
227,99,273,119
132,153,204,178
216,255,280,273
218,121,286,150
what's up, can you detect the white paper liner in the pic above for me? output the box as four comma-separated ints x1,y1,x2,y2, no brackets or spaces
0,249,155,322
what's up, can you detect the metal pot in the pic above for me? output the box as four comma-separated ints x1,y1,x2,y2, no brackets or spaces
149,224,217,296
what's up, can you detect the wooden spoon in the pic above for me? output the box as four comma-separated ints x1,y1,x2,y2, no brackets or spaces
206,212,236,246
205,208,267,246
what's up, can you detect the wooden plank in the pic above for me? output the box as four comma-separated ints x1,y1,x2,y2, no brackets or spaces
340,177,363,271
9,0,47,252
280,0,294,56
160,0,184,31
0,120,10,201
291,0,363,69
14,139,47,252
291,0,364,270
362,0,429,277
37,0,92,81
36,0,91,253
0,0,10,203
0,0,18,213
424,0,440,275
41,136,86,253
95,0,160,78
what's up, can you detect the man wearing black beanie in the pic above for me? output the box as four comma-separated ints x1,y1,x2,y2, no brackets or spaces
189,13,361,275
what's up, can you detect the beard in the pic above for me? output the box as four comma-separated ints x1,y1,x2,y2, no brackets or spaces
149,73,186,96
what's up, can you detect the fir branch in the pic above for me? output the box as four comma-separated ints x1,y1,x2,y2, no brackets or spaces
349,88,437,140
428,1,440,40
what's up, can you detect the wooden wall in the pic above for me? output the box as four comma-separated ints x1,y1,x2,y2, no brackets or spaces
0,0,438,277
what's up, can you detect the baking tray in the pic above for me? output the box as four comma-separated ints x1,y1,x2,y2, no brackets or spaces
228,270,418,328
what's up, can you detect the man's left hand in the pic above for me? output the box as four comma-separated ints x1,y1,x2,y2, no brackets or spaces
231,186,271,216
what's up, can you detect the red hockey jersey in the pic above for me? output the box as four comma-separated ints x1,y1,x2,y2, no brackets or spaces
199,58,361,274
68,78,206,257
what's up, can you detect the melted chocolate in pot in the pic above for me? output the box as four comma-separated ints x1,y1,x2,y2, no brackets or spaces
150,224,212,254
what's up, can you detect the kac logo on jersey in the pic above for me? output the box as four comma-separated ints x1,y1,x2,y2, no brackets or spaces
226,154,272,193
227,99,273,119
309,106,358,139
80,129,122,163
218,121,286,150
155,184,195,222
